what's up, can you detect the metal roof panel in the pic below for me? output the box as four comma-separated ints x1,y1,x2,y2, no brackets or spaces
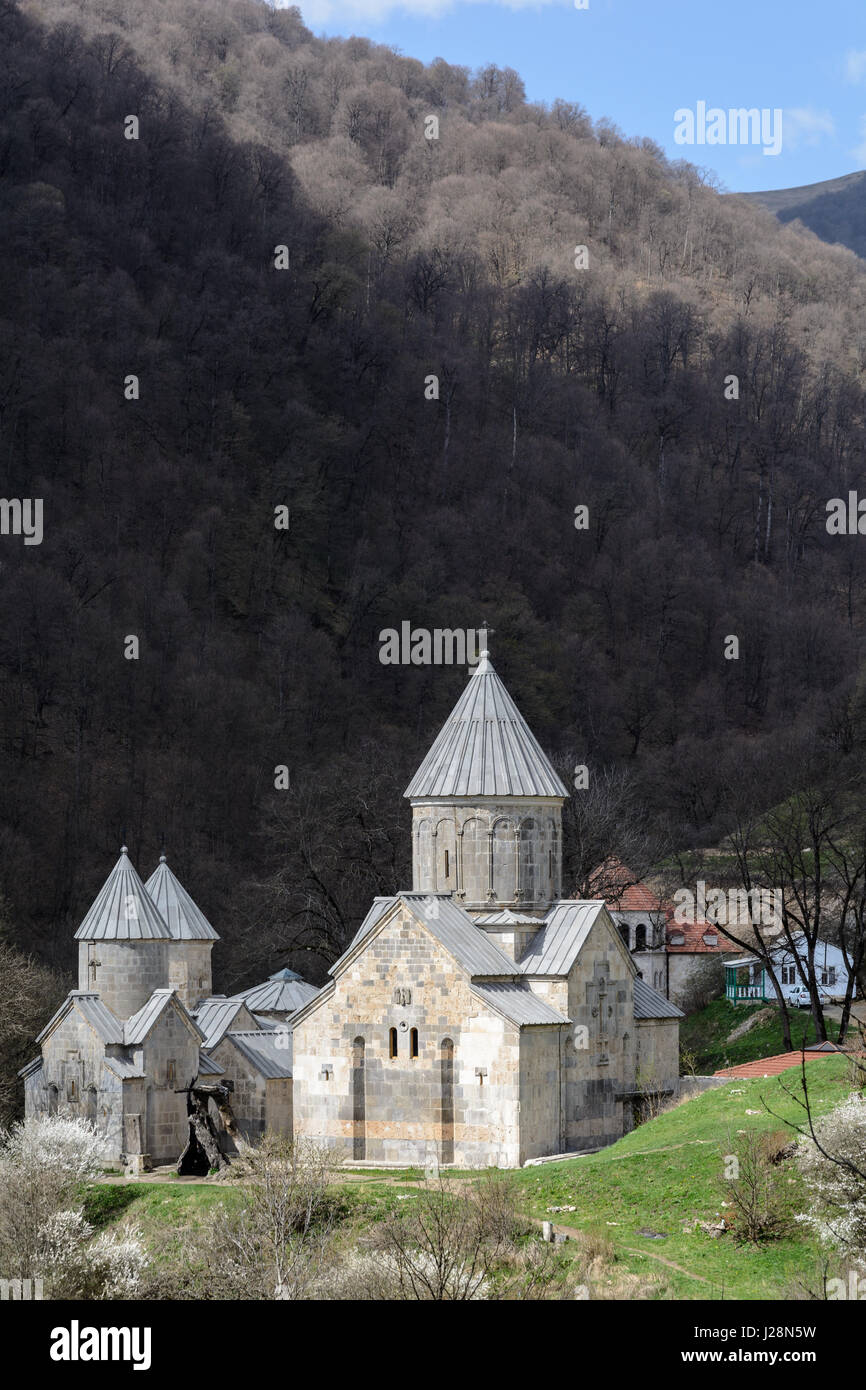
517,901,605,976
405,654,568,800
74,848,171,941
227,1030,292,1079
471,982,569,1026
633,977,684,1020
144,857,219,940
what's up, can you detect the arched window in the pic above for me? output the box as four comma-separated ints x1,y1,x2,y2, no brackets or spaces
618,923,630,949
634,923,647,951
410,1028,419,1059
389,1027,398,1059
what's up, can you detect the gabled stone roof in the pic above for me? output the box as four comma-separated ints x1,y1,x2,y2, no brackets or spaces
191,996,256,1049
123,988,203,1045
36,991,125,1046
404,652,568,800
74,847,171,941
144,855,219,941
330,893,517,980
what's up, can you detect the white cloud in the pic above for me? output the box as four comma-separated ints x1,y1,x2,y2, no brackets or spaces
845,49,866,84
782,106,835,150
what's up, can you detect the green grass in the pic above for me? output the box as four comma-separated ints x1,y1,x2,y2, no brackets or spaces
681,997,821,1073
84,1061,857,1300
510,1056,855,1299
82,1180,248,1264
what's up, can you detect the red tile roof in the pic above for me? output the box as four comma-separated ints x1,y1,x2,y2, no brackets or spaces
714,1049,839,1079
665,910,742,954
586,858,663,912
582,860,744,954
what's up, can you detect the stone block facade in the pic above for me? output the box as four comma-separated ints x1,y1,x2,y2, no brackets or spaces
78,940,170,1019
411,797,562,910
292,905,526,1167
166,941,214,1011
562,920,636,1151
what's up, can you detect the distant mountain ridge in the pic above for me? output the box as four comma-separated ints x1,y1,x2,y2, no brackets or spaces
737,170,866,258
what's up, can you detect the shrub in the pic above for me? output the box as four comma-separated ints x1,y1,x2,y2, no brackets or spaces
796,1094,866,1271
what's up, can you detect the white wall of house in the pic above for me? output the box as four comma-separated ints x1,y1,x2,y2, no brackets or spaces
757,939,855,1002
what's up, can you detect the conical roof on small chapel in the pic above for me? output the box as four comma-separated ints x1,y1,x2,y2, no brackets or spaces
144,855,219,941
404,651,568,800
74,847,172,941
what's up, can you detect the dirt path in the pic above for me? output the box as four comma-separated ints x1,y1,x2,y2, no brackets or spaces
532,1217,711,1286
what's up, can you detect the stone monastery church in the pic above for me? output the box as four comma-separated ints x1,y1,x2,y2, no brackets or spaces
291,653,682,1166
23,653,682,1170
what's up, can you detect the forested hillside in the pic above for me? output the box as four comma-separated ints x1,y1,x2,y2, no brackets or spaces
743,170,866,260
4,0,866,990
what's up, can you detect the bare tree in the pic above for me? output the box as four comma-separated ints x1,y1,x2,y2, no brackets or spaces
370,1172,550,1300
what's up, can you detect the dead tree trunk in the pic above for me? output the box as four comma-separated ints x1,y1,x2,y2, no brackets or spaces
175,1080,237,1175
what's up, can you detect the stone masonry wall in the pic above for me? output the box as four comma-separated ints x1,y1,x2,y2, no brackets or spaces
563,916,636,1152
166,941,213,1011
635,1017,680,1096
78,940,170,1019
34,1008,124,1159
518,1026,563,1163
292,904,521,1167
139,1007,200,1163
209,1037,267,1144
411,798,562,910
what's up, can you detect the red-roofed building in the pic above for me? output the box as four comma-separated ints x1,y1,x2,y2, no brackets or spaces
581,860,745,1012
585,859,669,996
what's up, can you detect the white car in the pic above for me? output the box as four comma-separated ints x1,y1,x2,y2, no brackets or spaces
788,983,832,1008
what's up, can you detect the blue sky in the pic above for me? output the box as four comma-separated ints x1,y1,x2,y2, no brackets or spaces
290,0,866,192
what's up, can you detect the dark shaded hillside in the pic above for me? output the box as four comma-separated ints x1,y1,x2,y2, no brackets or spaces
740,170,866,259
4,0,866,991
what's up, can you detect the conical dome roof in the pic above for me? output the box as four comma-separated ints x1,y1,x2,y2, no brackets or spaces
74,847,172,941
404,652,568,799
144,855,219,941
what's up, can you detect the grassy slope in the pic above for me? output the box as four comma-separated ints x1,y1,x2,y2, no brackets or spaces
87,1059,855,1301
510,1056,853,1299
681,997,820,1074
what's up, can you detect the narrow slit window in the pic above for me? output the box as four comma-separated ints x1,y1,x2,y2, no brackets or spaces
389,1027,398,1059
444,849,450,877
410,1028,419,1059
